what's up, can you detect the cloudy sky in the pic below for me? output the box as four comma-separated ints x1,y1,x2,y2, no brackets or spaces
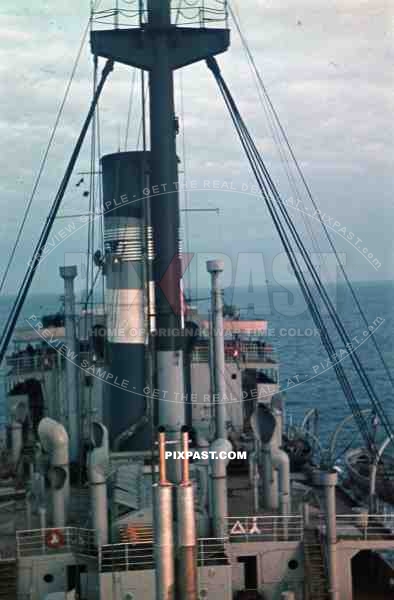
0,0,393,298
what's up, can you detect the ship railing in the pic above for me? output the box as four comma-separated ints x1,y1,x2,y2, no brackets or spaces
191,344,278,365
6,352,105,375
16,527,97,558
226,515,304,542
336,513,394,540
92,1,228,29
99,537,229,572
198,537,229,566
6,353,63,373
100,541,154,572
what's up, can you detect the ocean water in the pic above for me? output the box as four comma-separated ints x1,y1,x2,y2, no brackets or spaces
1,281,394,455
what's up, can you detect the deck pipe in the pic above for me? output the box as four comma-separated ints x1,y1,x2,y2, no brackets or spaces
312,469,339,600
176,428,198,600
153,429,175,600
369,434,394,512
59,265,79,463
38,417,69,527
88,422,109,546
194,434,211,537
209,437,232,538
9,395,28,467
101,151,152,451
249,450,260,512
207,259,227,440
272,409,290,516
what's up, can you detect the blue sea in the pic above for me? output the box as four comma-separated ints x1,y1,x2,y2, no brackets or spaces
1,280,393,455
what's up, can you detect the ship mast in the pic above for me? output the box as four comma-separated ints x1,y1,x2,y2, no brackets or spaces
91,0,229,481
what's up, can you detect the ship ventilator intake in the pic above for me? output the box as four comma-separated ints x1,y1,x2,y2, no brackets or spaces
88,422,109,546
251,403,291,519
38,417,70,528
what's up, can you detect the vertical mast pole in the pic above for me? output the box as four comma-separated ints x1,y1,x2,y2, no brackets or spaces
148,0,185,482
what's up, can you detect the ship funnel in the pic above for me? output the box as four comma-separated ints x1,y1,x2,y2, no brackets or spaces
38,418,69,527
101,151,152,452
88,422,109,545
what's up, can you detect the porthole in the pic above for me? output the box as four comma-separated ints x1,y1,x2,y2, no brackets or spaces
288,559,299,570
43,574,54,583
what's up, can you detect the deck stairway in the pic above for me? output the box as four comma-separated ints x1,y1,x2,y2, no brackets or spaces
303,528,329,600
0,559,17,600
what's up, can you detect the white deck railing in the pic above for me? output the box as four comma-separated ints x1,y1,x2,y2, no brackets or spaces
16,527,96,558
226,515,303,542
100,537,229,572
198,538,228,566
336,513,394,541
100,541,154,572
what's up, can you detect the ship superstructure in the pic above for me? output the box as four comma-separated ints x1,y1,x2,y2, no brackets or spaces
1,2,394,600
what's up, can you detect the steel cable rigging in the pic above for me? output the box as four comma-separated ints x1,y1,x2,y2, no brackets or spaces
229,3,394,393
0,60,114,366
207,56,394,457
0,19,92,297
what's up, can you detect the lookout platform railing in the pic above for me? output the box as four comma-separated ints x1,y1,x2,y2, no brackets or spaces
92,1,228,30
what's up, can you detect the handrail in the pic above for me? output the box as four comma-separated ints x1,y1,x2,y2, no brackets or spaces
336,513,394,540
16,527,97,557
226,515,303,542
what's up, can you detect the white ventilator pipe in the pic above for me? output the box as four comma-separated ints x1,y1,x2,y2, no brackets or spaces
38,418,69,527
9,395,28,467
249,450,260,512
59,265,79,463
207,260,227,440
262,446,279,510
88,422,109,546
312,469,339,600
271,409,291,517
209,438,232,538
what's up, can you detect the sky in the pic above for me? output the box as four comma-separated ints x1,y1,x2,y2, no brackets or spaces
0,0,393,298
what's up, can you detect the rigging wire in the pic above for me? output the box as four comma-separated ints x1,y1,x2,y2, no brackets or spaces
0,19,91,296
207,57,386,455
0,59,114,365
179,70,192,296
229,3,394,392
124,69,138,150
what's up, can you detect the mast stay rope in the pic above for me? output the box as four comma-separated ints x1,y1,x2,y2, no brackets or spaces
0,59,114,366
207,56,393,458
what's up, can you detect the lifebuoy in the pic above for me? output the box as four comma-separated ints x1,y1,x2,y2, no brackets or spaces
45,529,65,549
